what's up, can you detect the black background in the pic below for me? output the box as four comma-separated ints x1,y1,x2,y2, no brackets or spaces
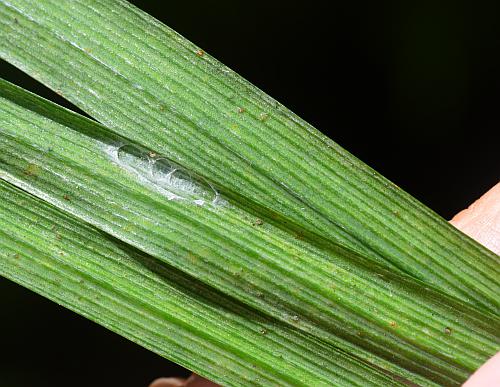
1,1,499,386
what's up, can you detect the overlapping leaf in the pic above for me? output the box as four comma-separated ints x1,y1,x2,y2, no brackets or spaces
1,78,499,386
2,180,396,386
0,0,498,314
0,1,499,386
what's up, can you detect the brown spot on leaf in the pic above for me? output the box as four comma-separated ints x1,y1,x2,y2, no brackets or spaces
294,231,304,240
390,321,397,328
444,327,452,335
63,194,71,201
237,107,245,114
195,49,204,57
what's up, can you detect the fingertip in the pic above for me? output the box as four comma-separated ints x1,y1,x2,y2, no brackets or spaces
149,377,186,387
450,182,500,255
463,352,500,386
148,374,218,387
185,374,220,387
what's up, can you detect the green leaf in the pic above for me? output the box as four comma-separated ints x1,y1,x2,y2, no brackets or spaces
1,179,396,386
1,1,499,386
0,0,498,316
1,78,498,386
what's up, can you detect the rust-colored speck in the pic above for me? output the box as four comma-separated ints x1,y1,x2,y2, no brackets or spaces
14,253,20,260
196,49,204,57
237,107,245,114
294,231,304,240
444,327,452,335
390,321,397,328
63,194,71,201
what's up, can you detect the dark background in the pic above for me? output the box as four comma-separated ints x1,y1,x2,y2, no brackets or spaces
1,1,499,386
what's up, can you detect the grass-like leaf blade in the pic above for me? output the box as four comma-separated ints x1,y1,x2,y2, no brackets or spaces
1,78,499,386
